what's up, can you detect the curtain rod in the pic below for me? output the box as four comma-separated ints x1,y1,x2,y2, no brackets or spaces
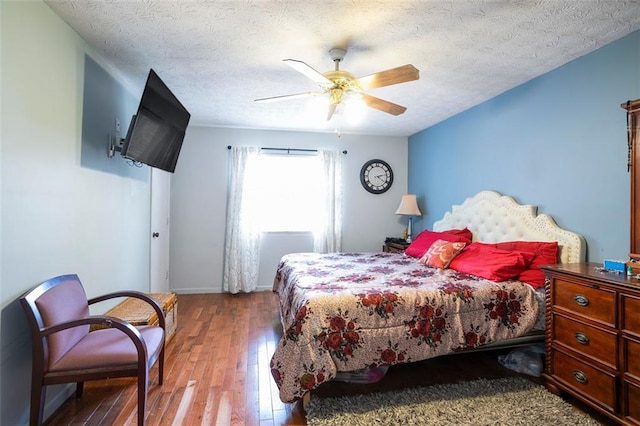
226,145,347,154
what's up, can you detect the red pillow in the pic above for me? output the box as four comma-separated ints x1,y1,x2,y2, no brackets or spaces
449,242,534,282
405,228,472,258
441,228,473,238
494,241,559,289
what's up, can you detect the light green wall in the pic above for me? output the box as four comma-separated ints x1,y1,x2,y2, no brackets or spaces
1,2,151,423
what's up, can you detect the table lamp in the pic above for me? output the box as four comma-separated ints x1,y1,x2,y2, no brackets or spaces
395,194,422,242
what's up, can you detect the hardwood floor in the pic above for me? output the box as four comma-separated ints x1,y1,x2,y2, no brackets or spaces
44,292,607,425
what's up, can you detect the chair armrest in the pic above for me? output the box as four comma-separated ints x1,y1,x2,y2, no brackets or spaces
88,291,166,330
41,315,149,363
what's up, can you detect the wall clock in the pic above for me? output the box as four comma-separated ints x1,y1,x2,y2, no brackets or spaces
360,159,393,194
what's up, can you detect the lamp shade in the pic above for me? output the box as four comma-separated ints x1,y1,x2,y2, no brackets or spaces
395,194,422,216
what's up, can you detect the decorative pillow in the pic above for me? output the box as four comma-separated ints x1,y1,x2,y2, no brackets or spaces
494,241,559,289
420,239,467,269
405,228,473,258
449,242,535,282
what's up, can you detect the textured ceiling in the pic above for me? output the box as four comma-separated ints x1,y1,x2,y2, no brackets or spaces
45,0,640,136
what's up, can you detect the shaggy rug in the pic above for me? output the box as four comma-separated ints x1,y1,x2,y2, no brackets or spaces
306,376,602,425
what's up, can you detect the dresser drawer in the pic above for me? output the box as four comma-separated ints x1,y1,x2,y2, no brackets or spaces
624,380,640,423
552,350,617,412
553,314,617,368
624,338,640,381
622,294,640,337
552,279,616,326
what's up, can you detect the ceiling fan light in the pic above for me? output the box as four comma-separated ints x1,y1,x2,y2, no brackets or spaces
329,88,344,105
306,96,330,120
344,96,367,124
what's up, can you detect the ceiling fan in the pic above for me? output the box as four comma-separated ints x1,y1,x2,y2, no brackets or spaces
255,47,420,121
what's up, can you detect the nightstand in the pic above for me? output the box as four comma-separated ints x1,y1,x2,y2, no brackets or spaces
541,262,640,424
383,241,410,253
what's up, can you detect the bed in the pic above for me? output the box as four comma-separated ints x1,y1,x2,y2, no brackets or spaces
270,191,585,403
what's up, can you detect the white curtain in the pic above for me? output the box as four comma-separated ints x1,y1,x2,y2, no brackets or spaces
313,150,343,253
223,146,261,294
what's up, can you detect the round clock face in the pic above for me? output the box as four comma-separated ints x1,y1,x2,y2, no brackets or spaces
360,159,393,194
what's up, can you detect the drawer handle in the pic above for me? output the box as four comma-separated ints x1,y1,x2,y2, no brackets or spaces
574,332,590,345
572,370,588,384
573,294,589,307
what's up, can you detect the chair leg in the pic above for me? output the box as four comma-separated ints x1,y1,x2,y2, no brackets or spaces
137,368,148,426
158,346,165,385
76,381,84,398
30,384,46,426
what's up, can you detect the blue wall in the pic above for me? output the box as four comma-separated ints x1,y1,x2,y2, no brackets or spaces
408,31,640,262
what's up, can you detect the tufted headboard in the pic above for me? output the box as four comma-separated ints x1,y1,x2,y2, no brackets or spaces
432,191,585,264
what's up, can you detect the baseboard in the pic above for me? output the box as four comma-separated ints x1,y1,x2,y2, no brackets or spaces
43,383,75,423
171,285,273,294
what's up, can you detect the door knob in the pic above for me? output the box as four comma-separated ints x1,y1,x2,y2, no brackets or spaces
152,232,160,238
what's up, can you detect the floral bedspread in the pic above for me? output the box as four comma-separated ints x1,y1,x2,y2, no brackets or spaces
270,252,540,403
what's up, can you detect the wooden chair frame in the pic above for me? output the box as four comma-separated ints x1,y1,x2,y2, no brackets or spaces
20,274,165,425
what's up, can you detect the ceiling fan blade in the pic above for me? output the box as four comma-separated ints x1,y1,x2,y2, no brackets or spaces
361,93,407,115
254,92,318,103
283,59,332,84
357,64,419,90
326,103,337,121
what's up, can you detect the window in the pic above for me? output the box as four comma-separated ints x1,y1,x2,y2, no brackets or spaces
243,153,324,232
224,146,343,292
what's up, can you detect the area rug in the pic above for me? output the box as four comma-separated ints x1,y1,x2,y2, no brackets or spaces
306,376,602,425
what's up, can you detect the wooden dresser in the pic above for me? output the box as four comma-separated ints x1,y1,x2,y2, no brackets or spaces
542,263,640,425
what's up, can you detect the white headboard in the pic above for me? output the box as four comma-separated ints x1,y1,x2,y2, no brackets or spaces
432,191,585,264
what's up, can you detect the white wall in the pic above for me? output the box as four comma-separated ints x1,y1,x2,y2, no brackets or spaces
1,3,151,424
0,4,408,423
170,127,409,293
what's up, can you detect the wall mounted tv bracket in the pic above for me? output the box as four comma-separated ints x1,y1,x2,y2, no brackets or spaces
107,134,125,158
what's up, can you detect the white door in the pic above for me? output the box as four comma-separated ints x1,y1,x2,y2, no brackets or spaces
150,168,171,293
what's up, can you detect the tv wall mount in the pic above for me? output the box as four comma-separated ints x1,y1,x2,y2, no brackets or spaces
107,135,125,158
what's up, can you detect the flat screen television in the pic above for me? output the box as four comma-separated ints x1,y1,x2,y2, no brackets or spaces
120,69,191,173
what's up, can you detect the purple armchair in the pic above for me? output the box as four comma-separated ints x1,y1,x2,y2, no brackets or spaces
20,274,165,425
